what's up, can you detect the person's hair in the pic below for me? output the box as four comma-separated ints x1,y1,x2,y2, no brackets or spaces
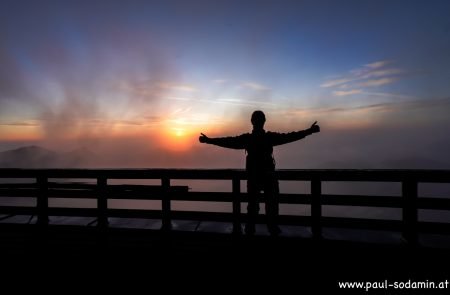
251,110,266,126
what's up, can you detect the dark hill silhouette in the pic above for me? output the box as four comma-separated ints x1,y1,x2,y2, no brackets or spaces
0,145,58,168
0,145,99,168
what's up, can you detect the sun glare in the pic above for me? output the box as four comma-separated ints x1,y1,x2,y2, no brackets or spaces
173,128,185,137
156,125,196,152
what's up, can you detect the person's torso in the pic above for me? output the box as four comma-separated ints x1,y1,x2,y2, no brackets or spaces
245,130,275,173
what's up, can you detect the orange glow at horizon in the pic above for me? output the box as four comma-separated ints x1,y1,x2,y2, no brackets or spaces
155,126,198,152
0,125,43,141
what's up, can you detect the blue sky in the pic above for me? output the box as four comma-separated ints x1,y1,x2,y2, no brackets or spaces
0,0,450,168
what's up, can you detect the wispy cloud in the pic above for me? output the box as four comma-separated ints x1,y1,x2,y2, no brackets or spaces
212,79,227,84
360,68,403,79
158,83,197,92
332,89,362,96
144,115,164,123
285,97,450,117
168,116,223,126
358,78,397,87
172,107,192,116
116,120,146,126
217,98,277,107
320,78,355,88
166,96,277,108
0,120,40,127
365,60,390,69
360,91,414,99
321,60,405,97
241,82,271,91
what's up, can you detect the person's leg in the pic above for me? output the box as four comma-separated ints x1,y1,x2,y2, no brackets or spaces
246,179,260,235
265,176,281,236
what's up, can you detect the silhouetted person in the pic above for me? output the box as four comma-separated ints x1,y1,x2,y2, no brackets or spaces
199,110,320,236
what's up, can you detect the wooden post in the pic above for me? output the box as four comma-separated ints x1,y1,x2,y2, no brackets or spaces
311,178,322,240
161,177,171,231
97,177,108,229
232,178,242,235
402,179,418,246
36,176,49,226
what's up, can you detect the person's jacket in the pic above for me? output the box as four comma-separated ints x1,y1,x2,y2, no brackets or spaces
205,129,313,174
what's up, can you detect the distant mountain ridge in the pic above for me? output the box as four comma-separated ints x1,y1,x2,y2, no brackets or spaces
0,145,99,168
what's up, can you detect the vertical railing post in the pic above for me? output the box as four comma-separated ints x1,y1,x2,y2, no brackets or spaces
311,177,322,240
232,177,242,235
36,176,49,226
402,179,418,246
161,177,171,231
97,177,109,229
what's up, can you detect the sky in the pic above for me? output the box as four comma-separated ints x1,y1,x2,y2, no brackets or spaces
1,0,450,169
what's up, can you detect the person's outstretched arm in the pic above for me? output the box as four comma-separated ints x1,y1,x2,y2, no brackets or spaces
199,133,248,149
270,121,320,146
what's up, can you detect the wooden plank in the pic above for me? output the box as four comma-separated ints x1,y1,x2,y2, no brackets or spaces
97,177,108,228
417,197,450,210
0,206,36,215
418,221,450,234
277,194,312,204
161,177,171,230
1,168,450,182
232,177,241,235
47,190,97,198
0,183,37,188
321,194,403,208
402,180,418,245
0,189,38,197
163,191,232,202
36,176,48,226
311,178,322,239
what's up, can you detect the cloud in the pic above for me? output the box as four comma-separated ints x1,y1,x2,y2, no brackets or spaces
158,83,197,92
144,115,164,122
281,97,450,121
0,0,201,144
115,120,146,126
0,120,40,127
166,96,277,108
360,69,403,79
322,60,405,97
171,107,192,116
320,78,355,88
332,89,362,96
241,82,271,91
360,92,415,99
212,79,227,84
365,60,391,69
216,98,277,108
358,78,397,87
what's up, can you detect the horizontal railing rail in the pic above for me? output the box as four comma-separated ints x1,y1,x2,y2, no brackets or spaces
0,169,450,245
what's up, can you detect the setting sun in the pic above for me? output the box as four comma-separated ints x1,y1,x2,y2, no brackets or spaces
173,128,186,137
156,125,197,152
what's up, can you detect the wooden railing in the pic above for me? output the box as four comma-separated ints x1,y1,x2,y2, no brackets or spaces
1,169,450,245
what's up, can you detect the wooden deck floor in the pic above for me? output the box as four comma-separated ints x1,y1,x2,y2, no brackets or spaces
1,223,450,293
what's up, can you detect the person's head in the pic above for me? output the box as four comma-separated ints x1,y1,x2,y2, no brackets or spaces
251,110,266,130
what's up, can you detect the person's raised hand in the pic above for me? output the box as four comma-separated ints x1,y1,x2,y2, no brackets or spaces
310,121,320,133
199,133,209,143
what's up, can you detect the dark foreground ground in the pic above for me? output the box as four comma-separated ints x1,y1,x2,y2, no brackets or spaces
1,224,449,294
